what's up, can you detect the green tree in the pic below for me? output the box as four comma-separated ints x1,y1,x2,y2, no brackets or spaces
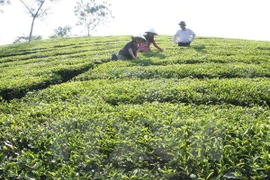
50,25,72,38
13,35,42,43
0,0,11,6
0,0,11,13
74,0,113,36
19,0,60,42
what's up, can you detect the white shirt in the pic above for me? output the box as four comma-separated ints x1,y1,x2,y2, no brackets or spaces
173,28,196,43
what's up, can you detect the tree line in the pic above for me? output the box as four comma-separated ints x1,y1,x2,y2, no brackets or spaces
0,0,113,43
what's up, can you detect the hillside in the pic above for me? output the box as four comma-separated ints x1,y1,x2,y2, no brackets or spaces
0,36,269,179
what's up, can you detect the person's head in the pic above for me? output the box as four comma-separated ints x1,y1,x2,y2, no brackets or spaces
131,34,146,43
144,28,158,42
178,21,186,30
145,28,158,37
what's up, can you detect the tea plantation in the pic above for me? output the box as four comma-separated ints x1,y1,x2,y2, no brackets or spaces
0,35,269,179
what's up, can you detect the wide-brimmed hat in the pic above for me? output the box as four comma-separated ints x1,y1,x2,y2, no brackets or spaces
132,34,146,41
145,28,158,35
178,21,186,26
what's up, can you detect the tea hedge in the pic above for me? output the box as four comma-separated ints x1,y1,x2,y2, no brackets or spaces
0,35,269,179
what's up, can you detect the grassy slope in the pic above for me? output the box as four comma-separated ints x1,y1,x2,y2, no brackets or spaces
0,36,269,179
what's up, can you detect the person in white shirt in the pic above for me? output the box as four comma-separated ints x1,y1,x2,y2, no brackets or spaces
173,21,196,46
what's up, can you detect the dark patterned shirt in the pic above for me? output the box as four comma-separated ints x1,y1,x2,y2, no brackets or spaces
119,41,138,58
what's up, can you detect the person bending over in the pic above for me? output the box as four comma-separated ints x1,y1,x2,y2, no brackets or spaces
138,28,163,52
111,34,146,60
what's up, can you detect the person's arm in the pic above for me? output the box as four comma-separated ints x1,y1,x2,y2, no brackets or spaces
189,29,196,42
128,48,137,59
152,40,163,51
173,31,178,44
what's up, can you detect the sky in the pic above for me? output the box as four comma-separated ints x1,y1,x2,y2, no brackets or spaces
0,0,270,45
